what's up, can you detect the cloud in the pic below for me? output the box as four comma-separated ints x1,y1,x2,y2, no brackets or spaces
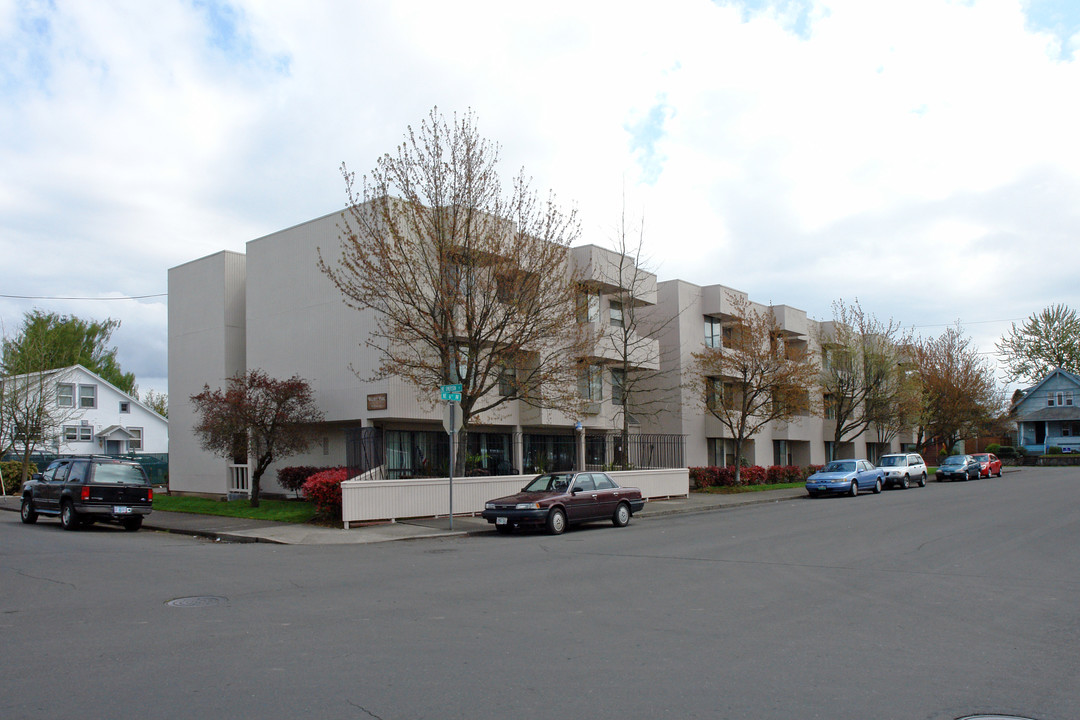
1,0,1078,397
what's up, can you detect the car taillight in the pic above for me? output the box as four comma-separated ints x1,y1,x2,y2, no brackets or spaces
148,488,154,501
81,486,90,501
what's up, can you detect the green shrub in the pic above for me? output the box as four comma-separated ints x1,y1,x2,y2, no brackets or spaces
1047,446,1062,455
995,445,1018,458
986,444,1000,454
1,460,37,494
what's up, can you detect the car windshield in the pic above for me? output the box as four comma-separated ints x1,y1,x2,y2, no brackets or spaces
878,456,904,467
92,463,150,485
972,454,989,461
942,456,965,466
824,461,856,473
522,473,573,493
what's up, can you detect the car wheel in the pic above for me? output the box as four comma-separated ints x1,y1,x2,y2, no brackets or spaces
20,497,38,524
873,478,882,494
996,468,1002,477
900,475,910,490
121,517,143,532
612,502,631,528
849,480,858,497
546,508,567,535
60,501,79,531
919,473,927,487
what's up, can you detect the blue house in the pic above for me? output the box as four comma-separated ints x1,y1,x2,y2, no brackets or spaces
1014,368,1080,453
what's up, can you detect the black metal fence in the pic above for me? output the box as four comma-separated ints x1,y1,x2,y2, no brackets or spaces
345,427,685,478
1,452,169,485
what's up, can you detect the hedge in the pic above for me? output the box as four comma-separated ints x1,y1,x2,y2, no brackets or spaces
1,460,38,495
301,467,349,518
690,464,823,489
277,465,328,497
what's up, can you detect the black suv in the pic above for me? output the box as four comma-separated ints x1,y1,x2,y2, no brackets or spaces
21,456,153,531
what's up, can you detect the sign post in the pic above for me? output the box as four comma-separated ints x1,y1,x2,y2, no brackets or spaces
440,384,463,530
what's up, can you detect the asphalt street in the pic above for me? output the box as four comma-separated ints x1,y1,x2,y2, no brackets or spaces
2,468,1078,720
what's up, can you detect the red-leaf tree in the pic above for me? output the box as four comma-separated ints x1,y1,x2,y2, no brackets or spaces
190,370,324,507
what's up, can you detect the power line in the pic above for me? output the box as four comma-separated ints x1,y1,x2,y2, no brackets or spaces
0,293,166,301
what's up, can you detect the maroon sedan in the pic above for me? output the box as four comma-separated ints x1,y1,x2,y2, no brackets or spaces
482,471,646,535
972,453,1003,478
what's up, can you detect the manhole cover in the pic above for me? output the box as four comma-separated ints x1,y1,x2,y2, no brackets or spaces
958,716,1040,720
166,596,227,608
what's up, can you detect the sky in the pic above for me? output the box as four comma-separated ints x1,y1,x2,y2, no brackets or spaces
2,0,1079,399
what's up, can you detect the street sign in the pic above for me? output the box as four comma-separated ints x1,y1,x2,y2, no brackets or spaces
440,383,463,393
440,390,462,402
443,401,462,433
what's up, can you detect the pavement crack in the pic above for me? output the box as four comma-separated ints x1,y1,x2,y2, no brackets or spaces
16,569,76,590
346,699,385,719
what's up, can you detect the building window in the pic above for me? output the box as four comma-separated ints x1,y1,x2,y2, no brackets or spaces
128,427,143,451
579,364,603,401
609,301,624,329
704,317,722,348
78,384,97,409
79,426,93,442
824,393,837,420
119,401,130,413
64,426,78,441
499,364,517,397
58,384,74,407
611,368,626,406
1066,391,1074,407
577,289,600,323
706,377,723,411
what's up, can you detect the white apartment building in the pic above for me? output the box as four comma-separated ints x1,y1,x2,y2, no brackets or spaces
168,209,663,497
635,279,915,468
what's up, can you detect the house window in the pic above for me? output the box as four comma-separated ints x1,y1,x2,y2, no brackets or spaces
611,368,626,406
580,365,602,401
78,384,97,409
704,317,722,348
79,426,93,442
1066,391,1074,407
58,384,74,407
64,426,79,441
128,427,143,451
1063,426,1072,437
119,401,130,414
609,301,624,329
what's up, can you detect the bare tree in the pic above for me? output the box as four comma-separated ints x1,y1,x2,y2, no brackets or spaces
818,299,908,458
690,293,820,484
1,367,81,485
190,370,324,507
913,323,1003,457
319,107,589,466
586,203,679,468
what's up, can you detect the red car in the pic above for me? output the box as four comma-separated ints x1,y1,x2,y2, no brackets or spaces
482,471,645,535
972,453,1002,478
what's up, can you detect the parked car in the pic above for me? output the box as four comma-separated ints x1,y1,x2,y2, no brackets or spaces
805,459,884,497
481,471,645,535
21,456,153,531
935,455,982,482
972,453,1002,478
877,453,928,489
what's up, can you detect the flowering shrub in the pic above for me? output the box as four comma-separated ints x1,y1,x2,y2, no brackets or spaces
691,463,824,489
301,467,349,518
277,465,325,496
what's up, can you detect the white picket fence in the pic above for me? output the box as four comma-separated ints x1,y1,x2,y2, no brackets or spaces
341,468,689,528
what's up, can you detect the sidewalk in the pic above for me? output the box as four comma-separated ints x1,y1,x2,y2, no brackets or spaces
0,487,807,545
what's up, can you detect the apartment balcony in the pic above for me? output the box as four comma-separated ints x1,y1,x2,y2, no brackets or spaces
572,245,657,306
581,322,661,371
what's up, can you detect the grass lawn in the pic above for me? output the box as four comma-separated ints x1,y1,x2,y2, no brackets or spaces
697,481,805,494
153,495,317,524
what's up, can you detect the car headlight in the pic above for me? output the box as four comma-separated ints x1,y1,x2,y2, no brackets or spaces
515,502,540,510
485,502,495,510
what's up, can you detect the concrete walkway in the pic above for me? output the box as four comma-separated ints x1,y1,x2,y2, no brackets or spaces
0,487,807,545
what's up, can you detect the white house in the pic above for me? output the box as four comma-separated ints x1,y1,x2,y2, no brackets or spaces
3,364,168,456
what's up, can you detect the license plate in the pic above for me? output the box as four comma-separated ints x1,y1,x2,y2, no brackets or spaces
495,516,507,525
113,506,132,514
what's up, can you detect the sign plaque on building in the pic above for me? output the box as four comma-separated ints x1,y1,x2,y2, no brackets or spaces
366,393,388,411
